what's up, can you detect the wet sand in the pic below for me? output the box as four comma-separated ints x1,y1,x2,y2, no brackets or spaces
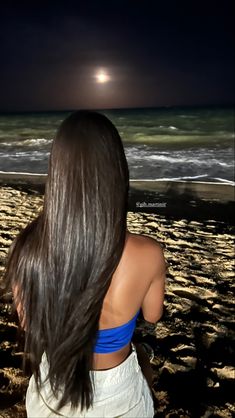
0,183,234,417
0,172,234,223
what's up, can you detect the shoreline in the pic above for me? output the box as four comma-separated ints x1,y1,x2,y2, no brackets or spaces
0,172,234,225
0,171,234,200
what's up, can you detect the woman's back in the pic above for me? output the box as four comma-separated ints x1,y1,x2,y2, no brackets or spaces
25,230,165,416
93,231,165,370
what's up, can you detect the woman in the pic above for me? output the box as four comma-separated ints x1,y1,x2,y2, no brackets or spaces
4,111,166,417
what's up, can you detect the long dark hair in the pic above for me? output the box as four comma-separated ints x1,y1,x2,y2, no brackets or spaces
4,110,129,411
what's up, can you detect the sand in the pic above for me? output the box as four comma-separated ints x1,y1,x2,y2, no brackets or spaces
0,183,234,417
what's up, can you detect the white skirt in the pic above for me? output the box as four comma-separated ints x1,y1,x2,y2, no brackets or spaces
26,343,154,417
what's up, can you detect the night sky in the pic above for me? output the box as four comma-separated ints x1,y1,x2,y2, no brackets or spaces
0,0,234,111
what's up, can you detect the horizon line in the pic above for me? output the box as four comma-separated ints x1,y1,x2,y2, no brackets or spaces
0,103,234,115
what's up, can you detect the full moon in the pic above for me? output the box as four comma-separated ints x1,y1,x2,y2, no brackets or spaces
95,70,110,83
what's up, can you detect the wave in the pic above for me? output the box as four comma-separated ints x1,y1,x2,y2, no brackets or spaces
0,151,50,158
124,133,234,144
146,154,233,167
0,133,234,148
125,147,233,168
131,177,235,185
0,171,233,186
153,175,234,185
159,125,178,130
0,170,47,176
0,138,53,147
213,177,235,185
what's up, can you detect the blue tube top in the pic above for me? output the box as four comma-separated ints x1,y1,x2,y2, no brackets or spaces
94,309,140,354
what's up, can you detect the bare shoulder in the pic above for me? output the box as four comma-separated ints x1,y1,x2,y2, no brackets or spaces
105,232,166,323
127,231,164,255
126,232,166,277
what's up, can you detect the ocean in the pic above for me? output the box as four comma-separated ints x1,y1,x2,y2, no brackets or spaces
0,106,234,184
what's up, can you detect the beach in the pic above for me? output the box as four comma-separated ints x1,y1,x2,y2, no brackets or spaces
0,177,234,417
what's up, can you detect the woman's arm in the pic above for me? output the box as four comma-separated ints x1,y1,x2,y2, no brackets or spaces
141,242,166,324
135,241,166,388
